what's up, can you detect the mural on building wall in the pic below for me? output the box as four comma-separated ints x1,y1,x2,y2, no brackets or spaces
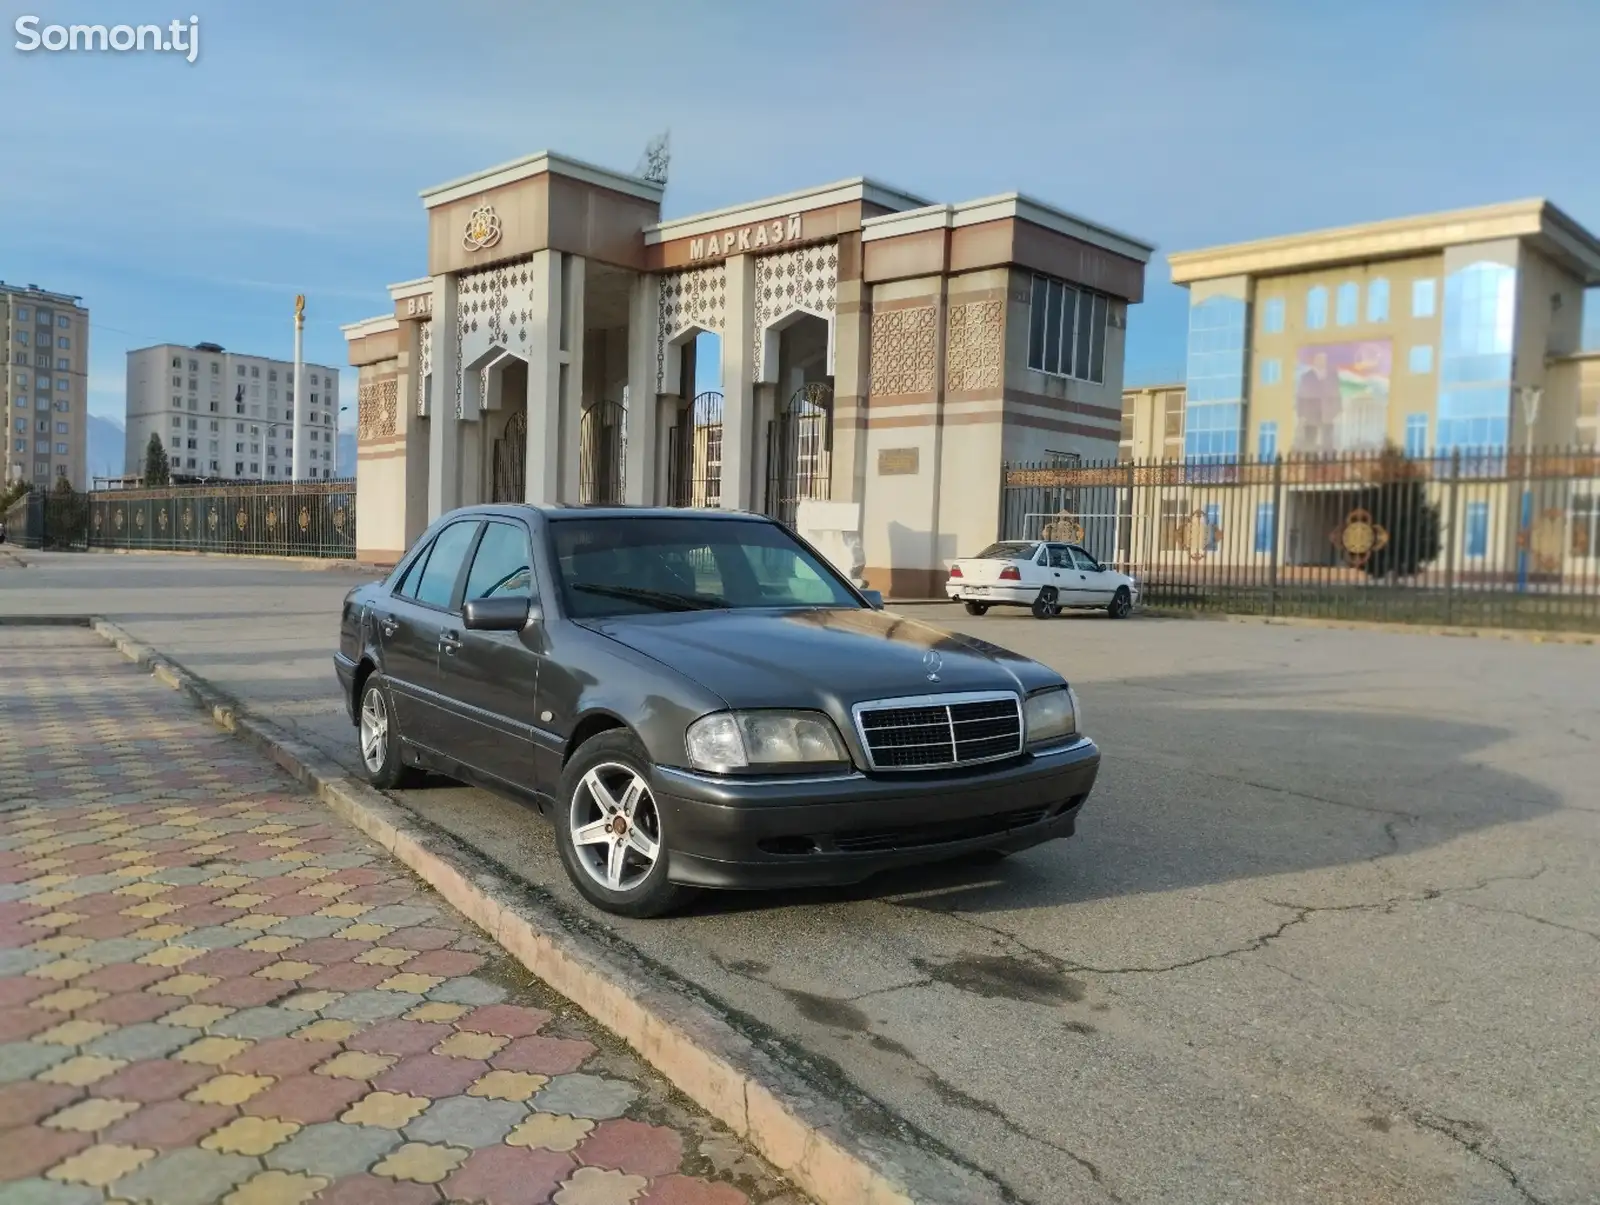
1293,340,1392,453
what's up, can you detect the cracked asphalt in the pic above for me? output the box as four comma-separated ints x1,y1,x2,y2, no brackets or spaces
4,552,1597,1204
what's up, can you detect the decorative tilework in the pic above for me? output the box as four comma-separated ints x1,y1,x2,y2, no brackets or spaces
655,264,727,393
415,320,432,418
868,307,937,396
945,299,1004,393
752,244,839,382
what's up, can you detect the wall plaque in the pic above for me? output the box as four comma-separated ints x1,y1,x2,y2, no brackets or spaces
878,447,920,476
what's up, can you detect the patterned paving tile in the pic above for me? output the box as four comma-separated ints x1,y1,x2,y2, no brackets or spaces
0,630,798,1205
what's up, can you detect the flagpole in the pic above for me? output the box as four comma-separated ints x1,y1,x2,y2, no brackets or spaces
292,295,307,482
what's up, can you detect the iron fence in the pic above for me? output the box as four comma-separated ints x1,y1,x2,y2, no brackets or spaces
2,486,90,550
85,479,357,558
1000,448,1600,631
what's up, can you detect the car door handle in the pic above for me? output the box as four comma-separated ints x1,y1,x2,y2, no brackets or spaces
438,631,461,655
378,617,398,638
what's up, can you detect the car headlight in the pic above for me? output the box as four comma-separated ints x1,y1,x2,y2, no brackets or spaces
685,710,851,773
1024,686,1080,748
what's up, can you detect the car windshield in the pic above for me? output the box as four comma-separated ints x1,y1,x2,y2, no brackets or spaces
550,516,860,618
974,541,1038,561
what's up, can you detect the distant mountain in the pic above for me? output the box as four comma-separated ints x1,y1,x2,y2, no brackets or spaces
87,415,125,480
337,431,356,477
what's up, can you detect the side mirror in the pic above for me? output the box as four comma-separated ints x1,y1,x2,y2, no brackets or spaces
861,589,885,610
462,596,535,632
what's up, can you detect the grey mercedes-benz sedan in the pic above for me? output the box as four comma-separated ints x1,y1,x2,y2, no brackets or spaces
333,505,1100,916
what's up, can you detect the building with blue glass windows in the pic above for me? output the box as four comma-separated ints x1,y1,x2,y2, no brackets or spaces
1116,200,1600,578
1166,199,1600,463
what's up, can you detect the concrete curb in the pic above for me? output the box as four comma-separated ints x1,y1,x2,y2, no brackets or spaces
77,547,389,574
81,617,1010,1205
1142,608,1600,646
0,614,91,626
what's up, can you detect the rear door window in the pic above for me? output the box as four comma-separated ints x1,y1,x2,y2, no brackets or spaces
409,521,480,610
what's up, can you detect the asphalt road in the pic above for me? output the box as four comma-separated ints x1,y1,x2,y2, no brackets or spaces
5,551,1597,1205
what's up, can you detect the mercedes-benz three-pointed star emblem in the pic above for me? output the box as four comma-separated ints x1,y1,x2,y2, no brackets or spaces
923,649,943,682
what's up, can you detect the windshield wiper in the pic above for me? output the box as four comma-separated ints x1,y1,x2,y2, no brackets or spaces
572,584,722,612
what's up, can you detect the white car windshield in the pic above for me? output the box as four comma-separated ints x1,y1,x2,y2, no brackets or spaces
974,541,1039,561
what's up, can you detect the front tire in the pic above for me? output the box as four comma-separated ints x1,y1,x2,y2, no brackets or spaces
358,675,421,791
1032,587,1061,619
1107,586,1133,619
555,730,692,918
964,601,990,616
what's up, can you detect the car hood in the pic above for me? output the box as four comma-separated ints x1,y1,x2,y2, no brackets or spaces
579,607,1059,709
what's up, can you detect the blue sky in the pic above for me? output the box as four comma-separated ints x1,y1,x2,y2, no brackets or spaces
3,0,1597,423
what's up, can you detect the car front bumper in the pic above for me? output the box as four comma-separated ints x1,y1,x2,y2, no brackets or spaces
945,583,1038,604
652,736,1100,889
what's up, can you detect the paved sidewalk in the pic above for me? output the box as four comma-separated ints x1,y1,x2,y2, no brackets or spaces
0,629,802,1205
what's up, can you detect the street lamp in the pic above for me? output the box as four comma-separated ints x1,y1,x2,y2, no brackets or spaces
1513,384,1543,592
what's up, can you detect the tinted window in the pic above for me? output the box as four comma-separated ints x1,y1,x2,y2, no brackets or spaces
1047,545,1074,569
975,541,1038,561
551,516,857,618
464,521,534,601
410,521,479,609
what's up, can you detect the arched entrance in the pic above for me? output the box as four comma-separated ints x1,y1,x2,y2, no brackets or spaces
491,409,526,503
667,390,724,508
580,398,627,505
764,381,832,528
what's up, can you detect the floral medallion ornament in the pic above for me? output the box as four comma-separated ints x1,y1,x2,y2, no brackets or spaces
1330,508,1389,568
297,506,311,533
1520,507,1566,573
92,510,103,532
1179,509,1221,561
113,509,124,532
265,507,279,533
133,510,145,532
462,199,503,252
207,506,219,533
181,507,193,533
235,508,248,532
156,509,168,532
332,507,347,533
1041,512,1085,544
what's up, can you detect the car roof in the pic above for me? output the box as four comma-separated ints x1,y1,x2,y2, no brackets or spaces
442,504,774,523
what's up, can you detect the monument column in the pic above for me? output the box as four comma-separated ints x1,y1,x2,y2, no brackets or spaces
623,273,660,505
560,254,586,505
426,274,460,520
524,251,586,504
721,254,756,510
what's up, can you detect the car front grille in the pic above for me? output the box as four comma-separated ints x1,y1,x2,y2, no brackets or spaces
853,691,1024,771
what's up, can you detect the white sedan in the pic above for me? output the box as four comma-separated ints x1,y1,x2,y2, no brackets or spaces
945,541,1139,619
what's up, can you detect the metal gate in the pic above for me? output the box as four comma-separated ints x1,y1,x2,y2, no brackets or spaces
580,399,627,505
491,409,526,503
764,382,832,528
667,391,724,508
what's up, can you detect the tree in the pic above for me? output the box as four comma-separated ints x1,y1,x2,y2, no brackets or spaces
1352,443,1441,579
143,433,171,486
46,475,88,549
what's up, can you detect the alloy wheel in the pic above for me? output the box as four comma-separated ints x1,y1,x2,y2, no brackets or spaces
359,688,389,774
569,762,662,892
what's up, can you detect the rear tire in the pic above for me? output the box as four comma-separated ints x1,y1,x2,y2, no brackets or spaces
964,601,990,616
1032,587,1061,619
1107,586,1133,619
555,730,693,919
357,675,421,791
